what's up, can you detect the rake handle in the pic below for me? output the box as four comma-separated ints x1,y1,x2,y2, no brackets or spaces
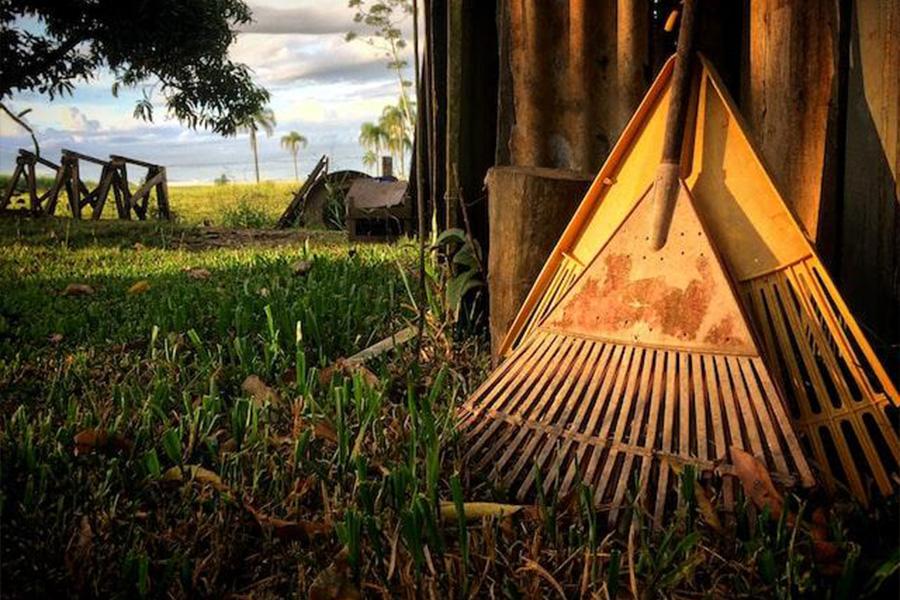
650,0,698,250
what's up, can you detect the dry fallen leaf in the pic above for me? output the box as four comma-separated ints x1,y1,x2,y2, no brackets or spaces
291,259,313,277
133,242,146,251
438,501,524,522
318,358,380,389
184,267,211,280
241,375,280,406
62,283,94,296
730,447,784,519
309,550,361,600
246,504,332,542
127,280,151,295
694,483,723,533
162,465,229,494
48,333,64,344
65,515,93,590
73,428,132,455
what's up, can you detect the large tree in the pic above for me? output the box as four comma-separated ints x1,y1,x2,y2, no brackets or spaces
0,0,270,138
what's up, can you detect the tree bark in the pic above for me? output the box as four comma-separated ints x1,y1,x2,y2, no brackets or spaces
485,166,593,359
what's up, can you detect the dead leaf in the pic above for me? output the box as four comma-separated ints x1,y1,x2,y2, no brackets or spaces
62,283,94,296
309,550,361,600
184,267,211,280
694,483,723,533
313,420,339,444
246,504,331,542
318,358,380,389
730,447,784,519
162,465,229,494
65,515,93,590
439,501,524,522
241,375,280,405
133,242,146,251
291,259,313,276
73,429,132,455
517,557,567,600
127,280,151,295
49,333,64,344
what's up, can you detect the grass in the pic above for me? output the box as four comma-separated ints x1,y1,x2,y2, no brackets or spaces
1,211,898,598
1,178,298,227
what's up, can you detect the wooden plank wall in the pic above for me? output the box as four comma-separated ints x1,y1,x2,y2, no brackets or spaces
743,0,898,366
838,0,899,364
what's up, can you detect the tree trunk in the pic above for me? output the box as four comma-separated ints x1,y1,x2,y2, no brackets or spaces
293,153,299,182
251,130,260,184
485,166,593,359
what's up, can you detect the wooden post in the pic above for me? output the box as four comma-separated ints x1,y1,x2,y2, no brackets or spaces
616,0,650,134
744,0,839,243
485,166,593,360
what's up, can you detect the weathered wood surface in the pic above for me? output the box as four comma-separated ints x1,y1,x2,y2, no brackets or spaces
485,166,591,359
502,0,621,173
744,0,839,244
837,0,899,358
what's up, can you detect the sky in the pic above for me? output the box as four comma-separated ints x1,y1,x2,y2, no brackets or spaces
0,1,415,184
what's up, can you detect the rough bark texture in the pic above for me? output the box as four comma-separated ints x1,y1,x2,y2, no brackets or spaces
744,0,839,243
838,0,899,360
486,166,592,359
503,0,621,173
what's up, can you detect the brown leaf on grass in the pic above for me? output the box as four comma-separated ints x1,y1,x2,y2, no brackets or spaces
241,375,280,406
313,420,339,444
65,515,93,590
309,550,361,600
48,333,64,344
133,242,146,251
730,447,784,519
62,283,94,296
245,504,331,542
162,465,229,494
291,259,313,277
318,358,380,389
695,483,723,533
127,280,151,295
184,267,211,280
73,429,132,455
517,557,567,600
438,501,524,522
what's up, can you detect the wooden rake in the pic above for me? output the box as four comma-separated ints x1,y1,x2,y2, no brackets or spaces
458,0,820,523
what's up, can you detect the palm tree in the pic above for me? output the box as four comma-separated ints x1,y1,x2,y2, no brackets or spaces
378,105,410,176
359,122,388,175
237,107,276,183
362,150,378,173
280,131,308,182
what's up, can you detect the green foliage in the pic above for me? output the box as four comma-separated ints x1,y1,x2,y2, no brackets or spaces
221,197,273,229
1,0,269,134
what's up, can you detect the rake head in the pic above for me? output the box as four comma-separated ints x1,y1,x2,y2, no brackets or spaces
460,185,814,524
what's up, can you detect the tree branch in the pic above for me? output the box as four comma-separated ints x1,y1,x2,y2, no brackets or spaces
0,102,40,157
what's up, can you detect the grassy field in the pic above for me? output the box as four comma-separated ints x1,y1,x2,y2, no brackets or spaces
0,205,898,597
1,177,297,227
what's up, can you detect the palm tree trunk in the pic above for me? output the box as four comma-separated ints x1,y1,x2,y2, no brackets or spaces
293,151,299,182
251,130,260,183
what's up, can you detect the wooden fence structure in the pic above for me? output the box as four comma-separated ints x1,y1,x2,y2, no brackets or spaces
1,148,171,220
